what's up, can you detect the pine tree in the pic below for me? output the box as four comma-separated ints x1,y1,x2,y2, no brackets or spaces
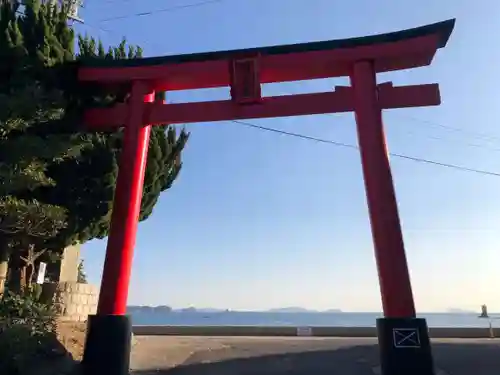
0,1,189,293
0,0,87,291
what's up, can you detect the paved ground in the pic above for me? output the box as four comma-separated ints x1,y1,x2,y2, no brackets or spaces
130,336,500,375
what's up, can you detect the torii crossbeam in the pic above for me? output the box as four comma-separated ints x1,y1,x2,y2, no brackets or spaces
79,19,455,375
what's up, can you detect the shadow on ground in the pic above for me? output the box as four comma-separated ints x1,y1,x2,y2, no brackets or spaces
131,342,500,375
0,328,78,375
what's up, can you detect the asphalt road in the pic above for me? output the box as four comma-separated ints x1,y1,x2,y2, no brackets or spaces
130,336,500,375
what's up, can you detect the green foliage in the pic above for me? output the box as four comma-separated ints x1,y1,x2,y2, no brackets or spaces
0,1,84,263
0,0,189,257
0,197,66,238
27,283,42,300
0,290,56,335
36,34,190,247
0,325,67,375
0,290,63,375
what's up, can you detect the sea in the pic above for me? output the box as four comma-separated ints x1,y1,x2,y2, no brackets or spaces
129,311,500,328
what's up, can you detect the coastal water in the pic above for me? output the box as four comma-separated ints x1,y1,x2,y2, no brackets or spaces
129,311,500,328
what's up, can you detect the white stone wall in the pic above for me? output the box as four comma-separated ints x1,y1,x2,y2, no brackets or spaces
42,282,99,322
58,244,81,282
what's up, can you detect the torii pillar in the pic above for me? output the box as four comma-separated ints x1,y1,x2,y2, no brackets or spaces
78,19,455,375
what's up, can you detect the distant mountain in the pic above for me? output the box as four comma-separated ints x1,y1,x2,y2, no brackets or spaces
323,309,343,313
195,308,227,313
127,306,229,313
127,305,342,313
267,307,318,313
179,307,197,313
127,305,172,313
174,307,227,313
446,308,475,314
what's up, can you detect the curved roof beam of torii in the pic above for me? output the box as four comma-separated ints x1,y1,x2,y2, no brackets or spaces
78,19,455,92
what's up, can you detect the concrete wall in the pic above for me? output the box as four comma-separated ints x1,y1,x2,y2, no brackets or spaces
57,244,81,282
42,281,98,322
132,325,500,339
0,260,7,294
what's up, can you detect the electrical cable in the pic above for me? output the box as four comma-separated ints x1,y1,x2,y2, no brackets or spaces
74,5,500,177
385,124,500,153
98,0,222,22
230,120,500,178
323,113,500,153
78,21,166,52
392,114,500,143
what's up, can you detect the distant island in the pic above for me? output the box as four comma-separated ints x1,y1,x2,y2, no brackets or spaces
127,305,229,314
267,307,313,313
446,308,475,314
127,305,173,313
127,305,482,315
268,307,342,313
127,305,342,314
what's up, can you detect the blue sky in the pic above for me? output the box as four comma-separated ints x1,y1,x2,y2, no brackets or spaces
76,0,500,312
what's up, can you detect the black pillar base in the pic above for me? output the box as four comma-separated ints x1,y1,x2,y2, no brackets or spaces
82,314,132,375
377,317,435,375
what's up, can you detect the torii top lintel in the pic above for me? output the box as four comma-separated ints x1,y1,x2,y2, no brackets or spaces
78,19,455,91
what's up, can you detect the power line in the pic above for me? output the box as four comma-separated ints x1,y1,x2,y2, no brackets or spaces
323,112,500,153
98,0,223,22
389,126,500,153
230,120,500,178
392,114,500,143
88,2,500,153
78,21,165,52
77,8,500,173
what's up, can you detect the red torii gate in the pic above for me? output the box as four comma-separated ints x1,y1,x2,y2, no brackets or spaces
79,19,455,375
